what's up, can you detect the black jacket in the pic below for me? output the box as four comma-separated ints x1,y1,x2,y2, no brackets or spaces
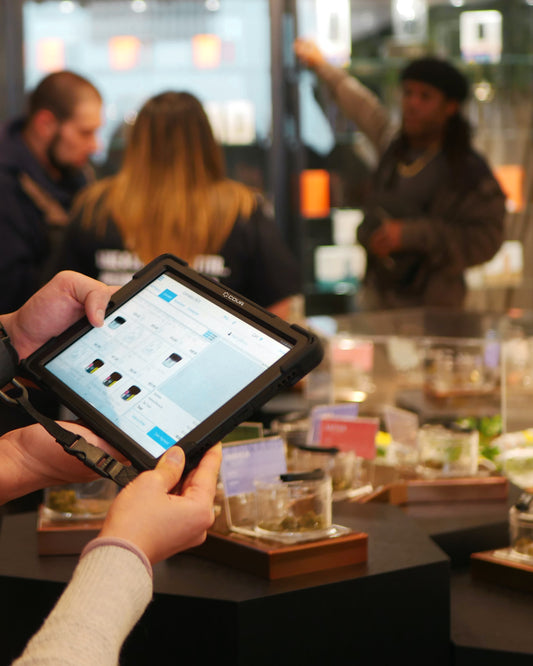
357,141,506,308
0,118,88,311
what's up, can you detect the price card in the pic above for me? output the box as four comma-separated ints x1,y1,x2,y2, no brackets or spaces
330,338,374,371
383,406,419,449
308,403,360,445
220,437,287,497
318,417,379,459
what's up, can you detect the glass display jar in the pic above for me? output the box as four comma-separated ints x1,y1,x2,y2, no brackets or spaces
329,334,375,403
424,345,495,397
499,448,533,489
270,412,310,448
255,470,332,539
43,479,117,521
417,423,479,478
290,445,360,497
509,495,533,563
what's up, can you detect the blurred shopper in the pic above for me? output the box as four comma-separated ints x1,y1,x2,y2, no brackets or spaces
56,91,300,318
0,71,102,312
294,40,505,309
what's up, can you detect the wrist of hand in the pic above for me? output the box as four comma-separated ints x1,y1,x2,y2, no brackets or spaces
82,537,153,578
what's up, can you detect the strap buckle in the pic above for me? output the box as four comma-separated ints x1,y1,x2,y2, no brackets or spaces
2,379,139,488
0,377,28,405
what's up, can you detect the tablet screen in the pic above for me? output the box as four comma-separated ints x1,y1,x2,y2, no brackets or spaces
45,273,291,458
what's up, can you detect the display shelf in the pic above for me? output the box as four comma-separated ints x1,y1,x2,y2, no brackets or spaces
358,476,508,506
470,548,533,594
406,476,508,503
0,504,450,666
191,527,367,579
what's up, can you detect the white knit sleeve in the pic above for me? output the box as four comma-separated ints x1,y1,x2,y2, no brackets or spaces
12,541,153,666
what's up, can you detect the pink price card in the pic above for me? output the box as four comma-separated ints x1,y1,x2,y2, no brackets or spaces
330,338,374,372
318,417,379,459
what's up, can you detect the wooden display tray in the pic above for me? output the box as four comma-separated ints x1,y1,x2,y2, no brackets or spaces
36,506,368,580
37,506,103,555
471,549,533,593
406,476,508,502
358,483,408,505
191,528,368,580
424,385,499,400
359,476,508,505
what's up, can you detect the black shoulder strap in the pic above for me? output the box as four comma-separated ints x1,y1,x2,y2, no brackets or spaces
0,379,139,488
0,325,19,388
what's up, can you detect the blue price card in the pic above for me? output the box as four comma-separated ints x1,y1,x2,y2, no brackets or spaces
220,437,287,497
308,403,360,445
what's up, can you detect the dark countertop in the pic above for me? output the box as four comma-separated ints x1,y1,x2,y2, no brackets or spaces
0,502,446,598
0,503,450,666
0,488,531,665
401,483,522,567
451,568,533,665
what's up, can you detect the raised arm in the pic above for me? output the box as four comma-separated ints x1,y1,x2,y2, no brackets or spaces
294,38,394,155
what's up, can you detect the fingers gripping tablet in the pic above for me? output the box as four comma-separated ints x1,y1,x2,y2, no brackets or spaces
23,255,323,477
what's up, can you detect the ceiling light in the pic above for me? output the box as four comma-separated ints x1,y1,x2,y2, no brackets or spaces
59,1,76,13
394,0,417,21
131,0,147,13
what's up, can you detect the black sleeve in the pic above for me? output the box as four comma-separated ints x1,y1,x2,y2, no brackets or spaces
0,171,49,311
53,212,101,280
220,203,301,308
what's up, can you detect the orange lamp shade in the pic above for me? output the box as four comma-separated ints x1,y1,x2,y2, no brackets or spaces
192,34,222,69
494,164,524,213
109,36,141,71
300,169,330,218
36,38,65,73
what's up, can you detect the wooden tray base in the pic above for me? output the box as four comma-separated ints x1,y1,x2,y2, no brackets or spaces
358,483,408,505
471,548,533,593
359,476,508,505
37,506,103,555
406,476,508,502
191,528,368,579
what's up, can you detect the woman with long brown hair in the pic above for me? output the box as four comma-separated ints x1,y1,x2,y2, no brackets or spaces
56,91,300,315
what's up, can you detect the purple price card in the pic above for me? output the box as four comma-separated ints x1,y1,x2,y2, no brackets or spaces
220,436,287,497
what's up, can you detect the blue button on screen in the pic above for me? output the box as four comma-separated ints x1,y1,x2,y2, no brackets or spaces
148,427,175,449
158,289,177,302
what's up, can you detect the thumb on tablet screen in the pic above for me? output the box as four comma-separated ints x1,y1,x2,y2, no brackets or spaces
155,446,185,490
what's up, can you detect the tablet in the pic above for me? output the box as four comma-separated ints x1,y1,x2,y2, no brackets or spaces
24,254,323,475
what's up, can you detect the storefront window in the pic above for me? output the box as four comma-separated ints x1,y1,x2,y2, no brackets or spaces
23,0,271,189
